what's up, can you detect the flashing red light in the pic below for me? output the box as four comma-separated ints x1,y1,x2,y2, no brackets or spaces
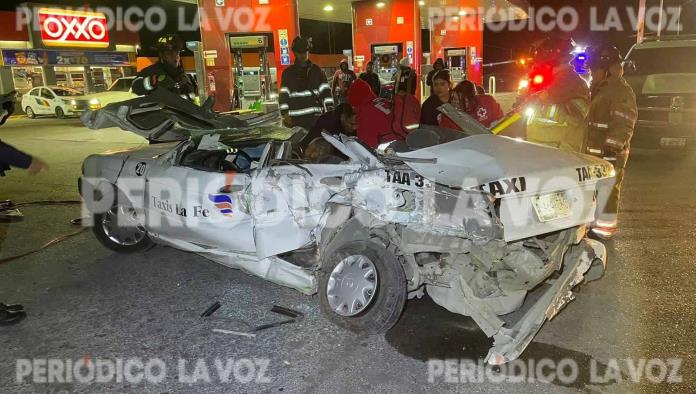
532,74,544,85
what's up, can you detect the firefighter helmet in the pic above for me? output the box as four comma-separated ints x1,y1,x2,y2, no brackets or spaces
587,45,623,70
291,36,312,53
156,34,184,53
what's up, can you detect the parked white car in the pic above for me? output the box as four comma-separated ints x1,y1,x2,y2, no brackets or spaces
21,86,98,118
85,77,139,110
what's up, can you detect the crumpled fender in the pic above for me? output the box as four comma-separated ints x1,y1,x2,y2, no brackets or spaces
427,237,607,365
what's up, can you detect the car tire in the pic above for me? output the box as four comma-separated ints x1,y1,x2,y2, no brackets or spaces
319,238,407,335
92,203,154,253
55,107,65,119
25,107,35,119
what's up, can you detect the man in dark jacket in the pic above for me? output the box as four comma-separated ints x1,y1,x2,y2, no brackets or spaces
425,58,445,93
0,91,46,326
132,35,197,100
279,36,333,133
359,61,381,97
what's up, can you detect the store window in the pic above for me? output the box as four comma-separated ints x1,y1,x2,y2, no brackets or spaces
12,67,44,95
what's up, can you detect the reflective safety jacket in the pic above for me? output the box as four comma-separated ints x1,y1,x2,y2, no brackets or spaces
279,61,333,121
132,62,197,100
525,64,590,153
586,75,637,155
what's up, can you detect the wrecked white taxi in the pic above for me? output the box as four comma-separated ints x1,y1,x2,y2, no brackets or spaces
79,94,613,364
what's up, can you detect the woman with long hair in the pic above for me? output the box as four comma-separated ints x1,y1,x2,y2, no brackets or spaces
420,69,453,126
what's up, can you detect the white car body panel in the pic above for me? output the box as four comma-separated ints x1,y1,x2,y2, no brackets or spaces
80,101,615,365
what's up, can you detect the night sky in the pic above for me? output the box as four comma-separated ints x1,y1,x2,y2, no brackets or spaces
1,0,693,59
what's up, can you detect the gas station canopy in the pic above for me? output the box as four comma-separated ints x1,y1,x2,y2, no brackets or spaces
169,0,528,25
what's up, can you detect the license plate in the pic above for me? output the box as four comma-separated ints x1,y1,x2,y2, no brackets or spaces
533,192,572,222
660,137,687,148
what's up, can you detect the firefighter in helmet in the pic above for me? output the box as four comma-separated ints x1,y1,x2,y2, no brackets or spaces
586,44,637,239
278,36,333,139
521,37,590,153
132,34,197,100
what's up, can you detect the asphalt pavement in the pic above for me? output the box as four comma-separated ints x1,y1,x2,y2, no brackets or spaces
0,117,694,393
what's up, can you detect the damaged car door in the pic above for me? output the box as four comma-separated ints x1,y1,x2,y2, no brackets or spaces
145,140,256,252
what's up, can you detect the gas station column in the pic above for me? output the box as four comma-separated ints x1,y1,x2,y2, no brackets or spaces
197,0,300,112
429,8,484,86
352,0,422,96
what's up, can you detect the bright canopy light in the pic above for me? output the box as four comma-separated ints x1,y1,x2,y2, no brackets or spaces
323,4,334,11
458,10,467,16
376,2,385,8
418,1,425,5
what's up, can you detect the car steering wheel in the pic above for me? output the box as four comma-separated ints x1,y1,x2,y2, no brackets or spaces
219,150,253,173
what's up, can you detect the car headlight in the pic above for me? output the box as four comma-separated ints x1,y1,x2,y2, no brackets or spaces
89,98,100,106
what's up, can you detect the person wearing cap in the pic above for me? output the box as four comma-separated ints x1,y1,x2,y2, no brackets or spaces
521,36,590,153
279,36,333,137
132,34,197,100
585,44,637,239
0,91,47,326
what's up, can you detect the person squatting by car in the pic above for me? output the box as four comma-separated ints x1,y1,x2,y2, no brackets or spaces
348,65,420,148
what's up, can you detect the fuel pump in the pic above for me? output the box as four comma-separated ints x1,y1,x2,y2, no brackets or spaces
372,44,402,83
444,48,468,83
228,35,277,111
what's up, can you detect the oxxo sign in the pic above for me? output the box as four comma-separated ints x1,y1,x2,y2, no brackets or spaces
38,8,110,49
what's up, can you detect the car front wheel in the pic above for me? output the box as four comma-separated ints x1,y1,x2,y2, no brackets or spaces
25,106,35,119
319,238,407,334
55,107,65,119
92,204,154,253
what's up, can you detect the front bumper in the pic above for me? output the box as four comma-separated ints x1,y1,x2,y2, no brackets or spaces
427,237,606,365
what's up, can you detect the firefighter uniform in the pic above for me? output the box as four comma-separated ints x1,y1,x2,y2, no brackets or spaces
132,62,197,100
279,61,333,132
586,74,637,228
525,64,590,153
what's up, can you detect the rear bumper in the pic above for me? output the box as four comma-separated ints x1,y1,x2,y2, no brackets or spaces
632,120,696,149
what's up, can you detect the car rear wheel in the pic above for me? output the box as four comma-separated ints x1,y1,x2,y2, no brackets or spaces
319,238,407,334
92,204,153,253
25,107,35,119
55,107,65,119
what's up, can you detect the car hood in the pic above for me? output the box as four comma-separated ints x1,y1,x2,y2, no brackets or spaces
397,134,613,196
625,73,696,95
